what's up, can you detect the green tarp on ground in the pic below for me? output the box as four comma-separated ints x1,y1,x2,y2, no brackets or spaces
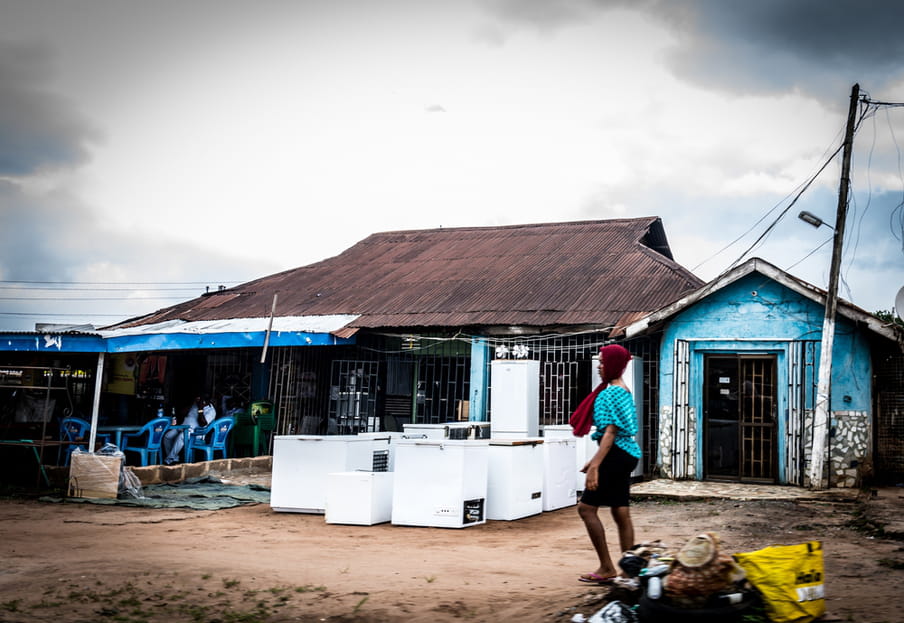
40,476,271,510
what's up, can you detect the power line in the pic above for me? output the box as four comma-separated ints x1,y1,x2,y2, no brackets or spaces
0,279,241,286
0,285,207,292
691,123,847,274
719,99,875,277
0,311,131,318
0,296,188,302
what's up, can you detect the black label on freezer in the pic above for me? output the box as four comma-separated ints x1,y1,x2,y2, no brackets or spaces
531,491,542,499
462,498,484,524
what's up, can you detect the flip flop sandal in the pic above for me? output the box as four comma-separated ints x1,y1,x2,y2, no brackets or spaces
578,572,616,584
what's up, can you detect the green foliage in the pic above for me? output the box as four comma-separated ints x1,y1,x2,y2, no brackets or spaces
1,599,21,612
874,310,904,327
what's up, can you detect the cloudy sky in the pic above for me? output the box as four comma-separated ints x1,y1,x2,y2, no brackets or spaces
2,0,903,331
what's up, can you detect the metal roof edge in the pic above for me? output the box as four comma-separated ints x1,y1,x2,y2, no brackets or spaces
105,330,355,353
624,258,902,343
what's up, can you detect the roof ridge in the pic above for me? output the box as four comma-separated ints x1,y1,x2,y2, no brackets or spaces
367,216,660,237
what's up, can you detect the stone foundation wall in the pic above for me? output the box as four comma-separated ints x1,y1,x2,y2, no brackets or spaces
802,409,870,488
45,455,272,490
830,410,869,488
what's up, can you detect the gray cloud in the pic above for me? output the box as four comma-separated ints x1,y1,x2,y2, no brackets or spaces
478,0,591,33
0,181,279,330
653,0,904,102
479,0,904,104
0,40,100,176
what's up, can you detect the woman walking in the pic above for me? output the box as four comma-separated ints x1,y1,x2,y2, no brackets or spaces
577,344,642,584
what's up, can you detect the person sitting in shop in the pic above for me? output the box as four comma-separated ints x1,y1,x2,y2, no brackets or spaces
162,395,216,465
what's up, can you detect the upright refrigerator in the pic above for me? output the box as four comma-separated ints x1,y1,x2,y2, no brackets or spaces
490,359,540,438
270,435,375,513
391,439,489,528
486,439,544,520
541,436,577,511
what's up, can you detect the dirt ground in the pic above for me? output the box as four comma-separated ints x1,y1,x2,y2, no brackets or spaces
1,485,903,623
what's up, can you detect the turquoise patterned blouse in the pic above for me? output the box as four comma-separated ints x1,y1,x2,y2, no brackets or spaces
590,385,642,459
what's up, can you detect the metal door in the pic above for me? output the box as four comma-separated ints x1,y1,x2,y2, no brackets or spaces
704,355,777,482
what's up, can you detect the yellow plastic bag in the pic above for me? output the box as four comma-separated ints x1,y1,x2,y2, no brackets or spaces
733,541,825,623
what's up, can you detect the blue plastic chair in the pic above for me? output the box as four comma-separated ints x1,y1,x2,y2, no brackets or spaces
59,416,110,466
121,417,171,466
186,417,235,462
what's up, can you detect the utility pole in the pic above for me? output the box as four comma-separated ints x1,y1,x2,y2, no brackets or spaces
808,83,860,489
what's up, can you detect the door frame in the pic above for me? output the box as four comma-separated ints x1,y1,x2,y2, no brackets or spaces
703,353,779,483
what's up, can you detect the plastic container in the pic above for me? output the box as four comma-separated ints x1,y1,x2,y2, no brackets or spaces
647,576,662,600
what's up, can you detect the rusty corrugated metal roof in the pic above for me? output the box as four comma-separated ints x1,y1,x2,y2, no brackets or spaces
108,218,704,332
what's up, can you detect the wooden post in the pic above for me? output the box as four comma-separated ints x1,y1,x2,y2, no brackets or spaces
88,352,105,452
808,83,859,489
260,293,278,364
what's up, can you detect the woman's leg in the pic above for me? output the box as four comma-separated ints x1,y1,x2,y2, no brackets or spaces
577,501,617,577
610,506,635,554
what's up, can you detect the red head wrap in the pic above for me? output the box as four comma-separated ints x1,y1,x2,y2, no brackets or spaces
569,344,632,437
599,344,631,383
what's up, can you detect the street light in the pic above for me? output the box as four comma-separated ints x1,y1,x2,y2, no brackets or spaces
798,211,829,229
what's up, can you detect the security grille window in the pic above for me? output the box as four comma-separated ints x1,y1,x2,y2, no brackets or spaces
485,333,658,477
416,356,470,424
329,360,379,434
268,345,357,436
875,352,904,478
207,350,253,410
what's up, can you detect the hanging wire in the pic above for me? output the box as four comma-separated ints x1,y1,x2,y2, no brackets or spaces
718,97,875,282
691,114,851,275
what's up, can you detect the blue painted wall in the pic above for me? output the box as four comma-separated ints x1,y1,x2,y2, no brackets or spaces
658,274,874,480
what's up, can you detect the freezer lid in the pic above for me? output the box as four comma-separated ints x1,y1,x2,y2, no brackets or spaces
394,438,489,447
274,434,371,442
488,438,544,446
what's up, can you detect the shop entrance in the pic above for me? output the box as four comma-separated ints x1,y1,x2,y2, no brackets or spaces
703,355,777,482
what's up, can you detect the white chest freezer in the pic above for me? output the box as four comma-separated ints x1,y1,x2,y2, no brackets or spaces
391,439,488,528
325,471,394,525
543,425,598,494
490,359,540,438
486,439,544,520
356,432,398,471
541,436,577,510
403,422,475,440
270,435,375,513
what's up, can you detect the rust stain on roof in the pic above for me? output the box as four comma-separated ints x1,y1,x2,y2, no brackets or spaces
109,218,703,332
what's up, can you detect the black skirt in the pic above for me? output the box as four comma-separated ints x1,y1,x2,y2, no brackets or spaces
579,444,638,508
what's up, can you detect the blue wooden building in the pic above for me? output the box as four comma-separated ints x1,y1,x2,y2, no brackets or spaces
625,258,903,487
